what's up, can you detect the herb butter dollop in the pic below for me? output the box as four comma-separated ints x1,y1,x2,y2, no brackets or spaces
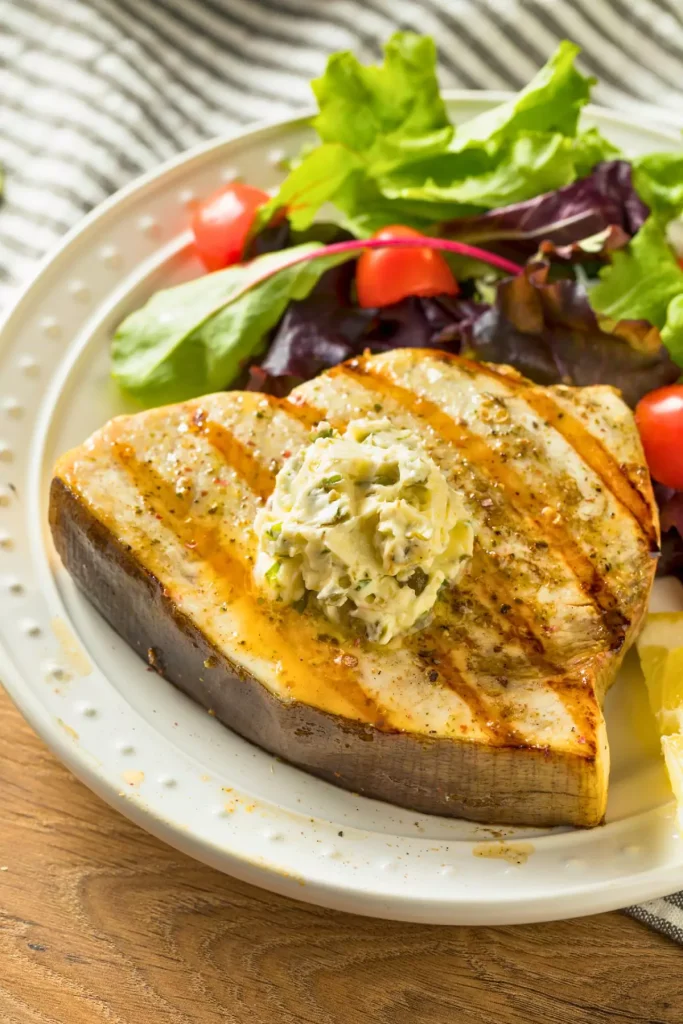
254,419,474,644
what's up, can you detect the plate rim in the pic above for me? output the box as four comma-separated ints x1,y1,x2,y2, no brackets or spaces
2,92,682,925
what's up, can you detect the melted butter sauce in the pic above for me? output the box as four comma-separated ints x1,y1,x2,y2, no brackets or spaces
122,769,145,787
472,840,535,865
50,615,93,676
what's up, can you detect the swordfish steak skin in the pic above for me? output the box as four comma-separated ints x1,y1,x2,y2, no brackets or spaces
49,350,658,827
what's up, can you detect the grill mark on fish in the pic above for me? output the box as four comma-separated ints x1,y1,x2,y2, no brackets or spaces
454,355,658,551
543,670,598,755
282,394,329,430
436,550,553,669
336,359,630,647
425,602,597,751
187,397,327,501
441,562,600,743
189,410,276,503
468,547,561,669
109,440,387,728
409,631,520,746
238,391,327,432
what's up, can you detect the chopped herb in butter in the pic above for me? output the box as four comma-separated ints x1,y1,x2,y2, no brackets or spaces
253,419,474,643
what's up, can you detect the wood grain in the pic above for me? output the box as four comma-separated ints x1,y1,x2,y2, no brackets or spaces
0,687,680,1024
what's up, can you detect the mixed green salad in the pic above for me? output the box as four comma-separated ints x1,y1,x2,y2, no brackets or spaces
111,33,683,576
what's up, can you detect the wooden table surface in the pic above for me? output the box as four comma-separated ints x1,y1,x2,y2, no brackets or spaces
1,687,681,1024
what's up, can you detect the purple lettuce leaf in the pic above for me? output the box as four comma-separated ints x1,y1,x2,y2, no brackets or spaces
245,230,369,393
457,259,679,408
248,258,678,406
244,221,366,393
654,483,683,579
362,295,486,351
536,223,630,264
245,219,357,260
440,160,649,265
247,293,483,394
250,290,372,389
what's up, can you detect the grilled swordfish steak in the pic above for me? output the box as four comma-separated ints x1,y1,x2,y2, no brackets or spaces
50,350,658,827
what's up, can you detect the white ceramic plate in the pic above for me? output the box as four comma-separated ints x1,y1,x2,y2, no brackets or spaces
2,94,683,926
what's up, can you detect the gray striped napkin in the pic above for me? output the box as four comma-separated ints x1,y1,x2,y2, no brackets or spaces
2,0,683,940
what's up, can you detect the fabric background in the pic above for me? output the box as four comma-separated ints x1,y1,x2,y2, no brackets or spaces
2,0,683,940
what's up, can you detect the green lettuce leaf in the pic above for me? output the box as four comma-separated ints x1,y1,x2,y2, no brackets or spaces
450,40,594,150
633,151,683,219
311,31,452,175
372,44,614,218
262,35,604,235
662,294,683,366
111,244,353,405
257,144,362,233
378,132,577,212
571,127,622,178
254,32,450,234
330,172,440,236
590,216,683,367
590,216,683,326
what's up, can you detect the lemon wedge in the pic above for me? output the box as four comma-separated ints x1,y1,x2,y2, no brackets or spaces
662,734,683,802
637,611,683,813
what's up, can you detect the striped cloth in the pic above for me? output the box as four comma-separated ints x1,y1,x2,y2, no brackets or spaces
2,0,683,940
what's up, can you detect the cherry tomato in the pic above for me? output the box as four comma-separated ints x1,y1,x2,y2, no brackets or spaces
636,384,683,489
191,182,270,271
356,225,459,308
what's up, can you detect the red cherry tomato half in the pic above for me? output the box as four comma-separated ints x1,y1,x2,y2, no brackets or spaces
191,182,270,271
636,384,683,490
356,225,459,308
